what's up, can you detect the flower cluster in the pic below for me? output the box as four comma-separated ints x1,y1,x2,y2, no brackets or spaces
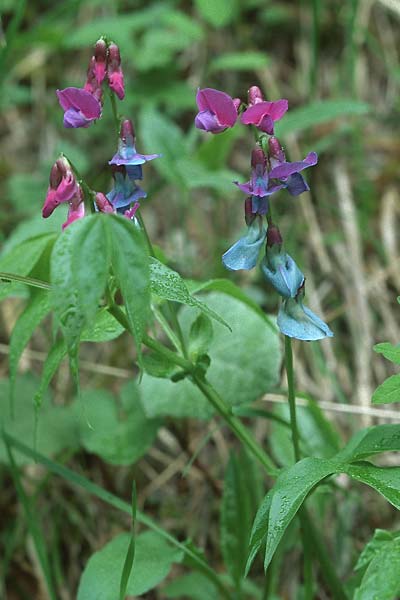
57,38,124,129
195,85,333,341
42,40,160,229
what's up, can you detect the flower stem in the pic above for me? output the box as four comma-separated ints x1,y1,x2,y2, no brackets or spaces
284,336,347,600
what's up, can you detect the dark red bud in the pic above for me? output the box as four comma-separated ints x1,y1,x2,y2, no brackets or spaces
268,137,285,162
108,42,121,67
244,198,256,225
251,147,266,169
49,162,62,188
266,224,283,247
94,38,107,63
248,85,263,105
120,119,135,144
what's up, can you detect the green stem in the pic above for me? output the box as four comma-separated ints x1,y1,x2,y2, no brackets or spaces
284,336,347,600
152,305,183,353
136,210,155,257
0,272,51,290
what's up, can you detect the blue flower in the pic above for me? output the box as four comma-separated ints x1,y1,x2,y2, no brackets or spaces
277,292,333,341
260,224,304,298
107,167,146,212
222,216,266,271
109,119,160,168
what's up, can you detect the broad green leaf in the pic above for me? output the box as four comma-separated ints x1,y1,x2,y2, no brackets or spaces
78,382,161,465
209,51,269,72
372,374,400,404
187,278,276,331
195,0,239,27
221,451,256,585
51,216,110,355
343,463,400,510
1,374,79,465
355,529,398,571
354,536,400,600
150,258,229,328
77,531,183,600
263,458,339,570
275,100,370,137
140,293,281,418
246,490,274,575
108,215,150,356
374,342,400,365
140,108,187,186
164,573,217,599
336,424,400,462
9,291,50,407
189,313,213,359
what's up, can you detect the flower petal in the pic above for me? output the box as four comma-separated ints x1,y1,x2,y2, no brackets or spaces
269,152,318,179
286,173,309,196
277,297,333,340
57,88,101,119
222,220,266,271
261,253,304,298
241,99,288,126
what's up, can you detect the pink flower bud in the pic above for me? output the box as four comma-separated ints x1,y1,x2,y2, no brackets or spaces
268,137,285,163
95,192,115,213
94,38,107,84
107,42,125,100
233,98,241,112
248,85,264,106
251,147,267,169
266,224,283,248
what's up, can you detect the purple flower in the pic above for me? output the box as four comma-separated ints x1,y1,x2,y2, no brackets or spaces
106,165,147,212
62,188,85,230
109,119,160,168
57,87,102,128
241,86,288,134
234,147,285,204
195,88,239,134
42,157,79,218
107,43,125,100
268,137,318,196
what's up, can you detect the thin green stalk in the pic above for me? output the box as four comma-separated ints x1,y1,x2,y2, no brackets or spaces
152,305,183,353
136,210,155,257
0,273,51,290
284,336,347,600
4,434,232,600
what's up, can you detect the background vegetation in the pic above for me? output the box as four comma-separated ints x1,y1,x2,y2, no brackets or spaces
1,0,399,598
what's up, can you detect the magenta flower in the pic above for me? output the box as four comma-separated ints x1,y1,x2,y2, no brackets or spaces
62,188,85,229
95,192,115,214
107,43,125,100
195,88,239,134
42,157,80,218
124,201,140,220
109,119,160,168
241,85,288,134
93,38,107,85
57,87,102,128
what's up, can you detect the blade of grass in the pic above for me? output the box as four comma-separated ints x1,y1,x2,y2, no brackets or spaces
4,433,231,599
119,481,137,600
3,433,57,600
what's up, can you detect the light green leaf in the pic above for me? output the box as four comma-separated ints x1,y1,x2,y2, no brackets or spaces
343,463,400,510
336,424,400,462
189,313,213,359
275,100,370,137
9,291,50,407
164,572,217,599
355,529,398,571
372,374,400,404
1,374,79,465
140,293,281,418
195,0,239,27
221,451,255,584
108,215,150,356
374,342,400,365
209,51,269,72
78,382,161,465
77,531,183,600
34,338,67,410
354,536,400,600
246,490,274,576
150,258,229,328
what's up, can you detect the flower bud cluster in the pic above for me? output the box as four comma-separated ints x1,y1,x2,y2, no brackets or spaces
195,85,333,341
42,41,160,229
56,38,125,129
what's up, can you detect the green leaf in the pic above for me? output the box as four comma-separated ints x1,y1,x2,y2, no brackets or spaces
275,100,370,137
374,342,400,365
263,458,339,570
34,339,67,410
150,259,229,329
195,0,239,27
142,350,177,379
50,216,110,355
119,481,136,600
209,51,269,72
1,374,79,465
221,451,255,584
77,531,183,600
354,536,400,600
336,424,400,462
372,374,400,404
140,293,281,418
78,382,161,466
9,291,50,408
189,313,213,359
355,529,398,571
343,463,400,510
108,215,150,357
164,572,218,599
246,490,274,575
